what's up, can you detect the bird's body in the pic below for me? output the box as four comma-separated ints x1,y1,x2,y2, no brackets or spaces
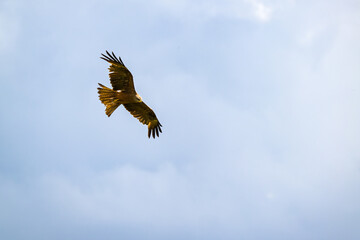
97,51,162,138
107,87,141,103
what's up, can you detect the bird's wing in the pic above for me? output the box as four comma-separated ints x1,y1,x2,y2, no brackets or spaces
123,102,162,138
100,51,136,92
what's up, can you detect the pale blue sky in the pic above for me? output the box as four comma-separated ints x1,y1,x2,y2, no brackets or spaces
1,0,360,239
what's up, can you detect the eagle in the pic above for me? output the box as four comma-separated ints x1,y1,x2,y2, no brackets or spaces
97,51,162,138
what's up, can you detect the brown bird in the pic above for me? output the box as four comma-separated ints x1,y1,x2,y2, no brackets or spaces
97,51,162,138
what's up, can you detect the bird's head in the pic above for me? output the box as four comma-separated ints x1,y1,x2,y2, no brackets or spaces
135,94,142,102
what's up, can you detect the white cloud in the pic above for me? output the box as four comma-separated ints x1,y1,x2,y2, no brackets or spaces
155,0,275,22
247,0,273,21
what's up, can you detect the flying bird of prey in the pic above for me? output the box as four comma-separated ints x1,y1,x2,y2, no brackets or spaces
97,51,162,138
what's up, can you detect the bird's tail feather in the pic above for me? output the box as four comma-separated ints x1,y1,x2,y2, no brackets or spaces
97,83,121,117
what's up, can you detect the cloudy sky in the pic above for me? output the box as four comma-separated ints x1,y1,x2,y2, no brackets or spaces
0,0,359,239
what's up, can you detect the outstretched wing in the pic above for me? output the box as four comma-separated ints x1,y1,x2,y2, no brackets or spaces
123,102,162,138
100,51,136,93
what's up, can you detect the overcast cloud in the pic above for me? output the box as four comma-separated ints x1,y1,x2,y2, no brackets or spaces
0,0,359,239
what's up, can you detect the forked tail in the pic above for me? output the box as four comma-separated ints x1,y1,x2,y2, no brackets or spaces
97,83,121,117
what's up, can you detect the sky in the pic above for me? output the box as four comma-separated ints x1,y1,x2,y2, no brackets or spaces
0,0,360,239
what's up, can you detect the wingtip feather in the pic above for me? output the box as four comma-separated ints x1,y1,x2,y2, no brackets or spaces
101,51,125,66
